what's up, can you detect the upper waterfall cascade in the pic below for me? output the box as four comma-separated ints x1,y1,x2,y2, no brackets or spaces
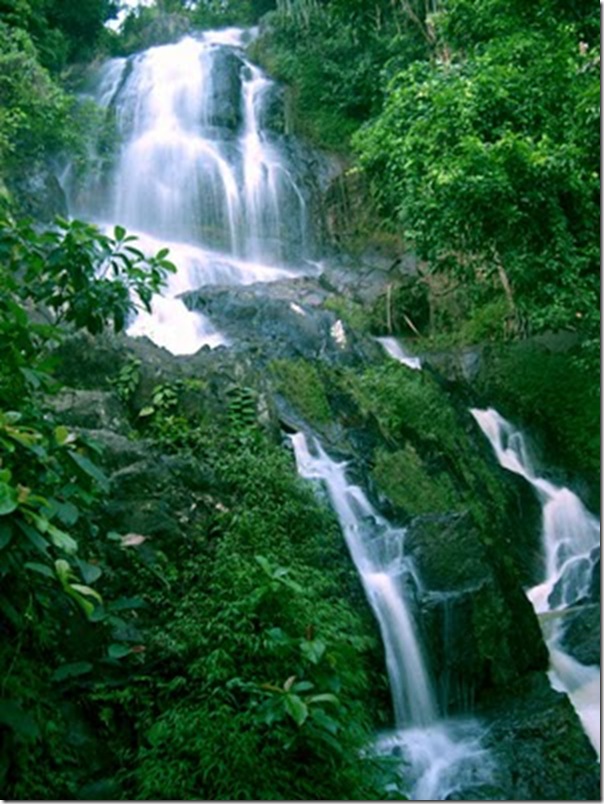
471,408,601,756
67,29,315,354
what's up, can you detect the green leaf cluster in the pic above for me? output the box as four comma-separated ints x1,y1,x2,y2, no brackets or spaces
0,210,178,796
354,0,599,345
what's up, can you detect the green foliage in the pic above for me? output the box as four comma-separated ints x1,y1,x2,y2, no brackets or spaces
226,384,260,444
0,216,176,342
354,2,600,345
269,358,332,424
110,357,142,405
124,434,390,800
0,211,176,796
323,295,373,333
0,23,75,175
0,0,117,70
251,0,430,149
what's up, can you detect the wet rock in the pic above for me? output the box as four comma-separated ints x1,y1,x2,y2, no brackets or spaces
478,673,599,801
53,331,130,389
184,281,369,365
105,454,217,542
406,512,548,713
559,603,600,666
74,428,153,472
7,167,67,221
257,82,287,134
208,49,244,130
49,389,129,435
123,12,191,51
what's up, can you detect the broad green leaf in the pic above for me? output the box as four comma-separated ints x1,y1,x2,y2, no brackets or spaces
310,707,340,735
108,643,131,659
68,591,94,618
283,675,296,692
54,559,73,584
138,406,155,418
54,426,76,446
29,512,49,533
47,523,78,554
283,694,308,726
68,452,109,491
307,693,340,707
51,662,93,682
280,576,303,594
301,638,326,665
255,554,272,576
69,584,102,604
0,482,18,515
76,559,102,584
17,521,50,555
114,225,126,241
56,501,79,526
292,680,314,693
25,562,55,579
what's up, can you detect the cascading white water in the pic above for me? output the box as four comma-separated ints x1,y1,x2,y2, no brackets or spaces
471,407,601,756
291,432,496,800
376,336,422,370
68,29,312,354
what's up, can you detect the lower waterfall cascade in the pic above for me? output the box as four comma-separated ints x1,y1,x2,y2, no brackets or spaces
472,408,601,757
291,432,497,800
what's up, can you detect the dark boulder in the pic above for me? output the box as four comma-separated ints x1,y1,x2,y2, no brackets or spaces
207,48,244,131
559,603,601,667
478,673,599,801
406,512,548,714
7,167,67,221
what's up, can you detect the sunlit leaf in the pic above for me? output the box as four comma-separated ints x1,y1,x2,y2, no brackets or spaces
25,562,55,579
284,694,308,726
47,523,78,554
108,643,131,659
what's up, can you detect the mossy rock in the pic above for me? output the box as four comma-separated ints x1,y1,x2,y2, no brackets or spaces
407,513,548,711
478,673,599,800
269,357,332,425
372,444,460,516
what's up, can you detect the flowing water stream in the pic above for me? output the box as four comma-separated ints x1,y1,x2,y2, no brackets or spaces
291,433,496,800
67,28,314,354
471,408,601,756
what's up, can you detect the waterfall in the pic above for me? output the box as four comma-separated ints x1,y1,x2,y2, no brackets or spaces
291,432,496,800
471,407,601,756
67,29,313,355
376,336,422,370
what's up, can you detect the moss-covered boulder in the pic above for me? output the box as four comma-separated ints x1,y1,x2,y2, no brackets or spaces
405,512,548,713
